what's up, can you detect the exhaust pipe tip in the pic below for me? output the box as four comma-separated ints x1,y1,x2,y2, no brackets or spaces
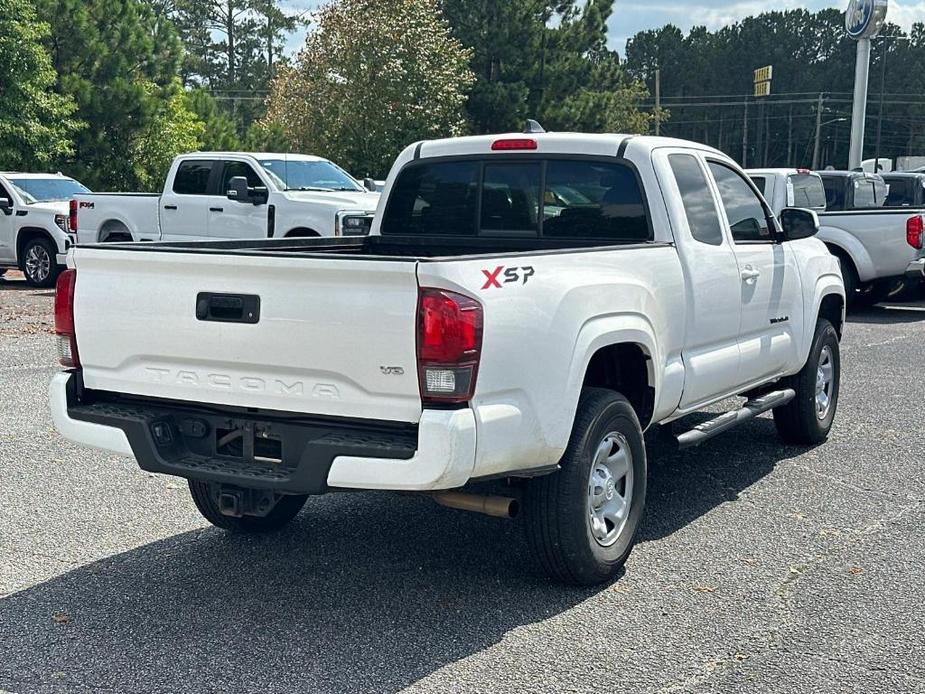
431,491,520,519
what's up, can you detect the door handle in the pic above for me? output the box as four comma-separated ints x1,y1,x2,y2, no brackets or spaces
209,207,223,212
164,204,178,210
741,266,761,283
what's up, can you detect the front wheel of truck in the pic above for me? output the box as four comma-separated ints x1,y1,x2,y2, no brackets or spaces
188,480,308,533
773,318,840,445
524,388,647,586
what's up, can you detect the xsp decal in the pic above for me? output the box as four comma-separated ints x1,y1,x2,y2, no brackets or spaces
481,265,535,290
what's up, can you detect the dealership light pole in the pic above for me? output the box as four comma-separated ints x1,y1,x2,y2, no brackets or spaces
845,0,889,170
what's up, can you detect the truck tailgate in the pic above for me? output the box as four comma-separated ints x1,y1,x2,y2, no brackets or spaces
71,248,423,423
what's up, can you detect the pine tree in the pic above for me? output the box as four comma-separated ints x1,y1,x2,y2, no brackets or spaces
35,0,187,189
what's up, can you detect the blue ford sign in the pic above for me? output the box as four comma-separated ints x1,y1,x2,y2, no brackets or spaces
845,0,888,40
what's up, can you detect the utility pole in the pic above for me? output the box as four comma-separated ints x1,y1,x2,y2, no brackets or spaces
756,100,764,166
787,105,794,164
742,98,749,167
654,68,661,136
763,107,770,166
813,92,824,170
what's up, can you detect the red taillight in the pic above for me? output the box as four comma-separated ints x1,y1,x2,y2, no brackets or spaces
491,138,537,151
54,269,80,368
907,215,924,250
417,288,483,404
68,199,78,232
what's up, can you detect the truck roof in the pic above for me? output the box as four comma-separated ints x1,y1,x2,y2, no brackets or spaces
413,132,726,159
0,171,75,179
180,152,329,162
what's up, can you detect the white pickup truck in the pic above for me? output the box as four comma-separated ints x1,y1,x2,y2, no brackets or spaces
749,168,925,303
51,131,845,585
0,172,90,287
71,152,380,243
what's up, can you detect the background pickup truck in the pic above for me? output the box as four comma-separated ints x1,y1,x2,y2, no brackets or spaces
0,172,90,287
52,131,845,585
750,168,924,304
71,152,380,243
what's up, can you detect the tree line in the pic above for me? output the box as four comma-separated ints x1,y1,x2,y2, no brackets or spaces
625,9,925,169
3,2,924,191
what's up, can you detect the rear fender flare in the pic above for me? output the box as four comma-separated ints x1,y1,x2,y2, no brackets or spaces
559,313,660,442
817,226,874,282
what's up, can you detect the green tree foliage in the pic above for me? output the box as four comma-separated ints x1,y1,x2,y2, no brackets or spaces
625,9,925,167
167,0,299,132
0,0,80,170
131,79,206,191
186,88,241,150
263,0,474,177
441,0,652,135
36,0,186,189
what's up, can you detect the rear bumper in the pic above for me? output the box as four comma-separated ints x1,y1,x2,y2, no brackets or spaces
905,259,925,279
49,372,477,493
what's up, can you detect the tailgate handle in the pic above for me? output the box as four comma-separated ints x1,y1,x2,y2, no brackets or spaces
196,293,260,324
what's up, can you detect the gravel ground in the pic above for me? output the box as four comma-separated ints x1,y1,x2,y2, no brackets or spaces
1,272,924,693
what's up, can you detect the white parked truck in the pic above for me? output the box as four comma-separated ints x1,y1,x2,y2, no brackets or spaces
0,172,90,287
71,153,380,243
749,168,925,303
51,131,845,585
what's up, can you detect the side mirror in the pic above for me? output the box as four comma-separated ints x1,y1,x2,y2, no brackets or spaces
363,177,377,192
226,176,268,206
780,207,819,241
0,197,11,215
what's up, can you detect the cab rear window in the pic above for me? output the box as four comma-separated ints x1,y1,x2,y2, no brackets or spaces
381,158,651,242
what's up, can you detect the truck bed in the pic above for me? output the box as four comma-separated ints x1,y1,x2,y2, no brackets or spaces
91,234,663,261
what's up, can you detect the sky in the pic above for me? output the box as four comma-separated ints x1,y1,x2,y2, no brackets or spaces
280,1,925,58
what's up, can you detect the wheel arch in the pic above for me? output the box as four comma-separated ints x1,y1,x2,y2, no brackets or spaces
98,219,134,242
16,226,59,264
284,227,321,238
818,228,874,282
568,315,661,431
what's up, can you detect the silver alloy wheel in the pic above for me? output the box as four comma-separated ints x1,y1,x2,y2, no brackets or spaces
25,243,51,283
588,431,634,547
815,345,835,420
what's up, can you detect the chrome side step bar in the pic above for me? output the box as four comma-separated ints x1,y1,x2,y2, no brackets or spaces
673,389,795,450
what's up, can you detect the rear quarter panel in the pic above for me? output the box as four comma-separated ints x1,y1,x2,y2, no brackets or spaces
75,194,160,243
818,210,922,281
418,245,686,478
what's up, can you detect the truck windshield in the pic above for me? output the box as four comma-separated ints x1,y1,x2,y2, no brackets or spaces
381,158,650,242
788,174,827,210
257,159,363,192
8,177,90,203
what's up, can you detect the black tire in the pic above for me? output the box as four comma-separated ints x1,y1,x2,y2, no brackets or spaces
188,480,308,533
21,237,60,288
773,319,840,445
524,388,647,586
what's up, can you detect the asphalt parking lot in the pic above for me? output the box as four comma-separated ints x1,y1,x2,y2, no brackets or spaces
2,270,924,694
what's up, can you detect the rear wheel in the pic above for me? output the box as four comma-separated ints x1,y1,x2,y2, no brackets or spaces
188,480,308,533
21,237,60,288
524,388,647,585
773,319,840,444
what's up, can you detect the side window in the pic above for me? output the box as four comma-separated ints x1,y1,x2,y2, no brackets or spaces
852,179,879,208
708,161,772,243
542,160,649,241
788,175,827,210
222,161,263,193
173,160,215,195
381,161,478,236
750,176,767,195
669,154,724,246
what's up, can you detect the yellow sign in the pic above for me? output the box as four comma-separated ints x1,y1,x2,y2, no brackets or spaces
754,81,771,97
754,65,773,83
